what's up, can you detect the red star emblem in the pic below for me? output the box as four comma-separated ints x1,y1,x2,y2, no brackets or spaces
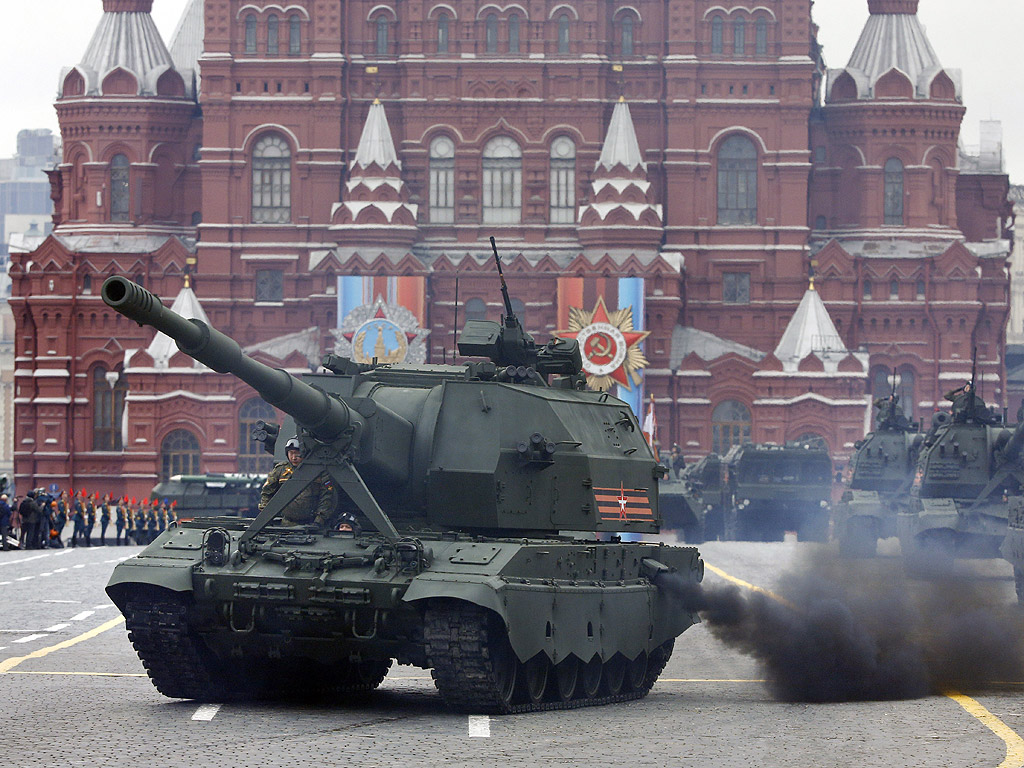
617,482,629,518
556,297,650,391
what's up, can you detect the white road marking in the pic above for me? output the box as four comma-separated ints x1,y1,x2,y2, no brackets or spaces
43,600,80,604
0,582,10,586
0,646,6,651
72,564,85,569
467,715,491,738
13,634,48,644
69,611,95,622
53,568,68,573
39,572,53,577
43,624,69,632
0,550,70,567
191,704,222,721
92,604,116,611
15,576,33,582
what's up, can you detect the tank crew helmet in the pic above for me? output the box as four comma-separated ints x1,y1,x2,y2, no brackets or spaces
285,437,301,453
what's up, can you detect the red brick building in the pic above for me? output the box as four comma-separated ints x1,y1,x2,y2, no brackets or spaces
11,0,1011,497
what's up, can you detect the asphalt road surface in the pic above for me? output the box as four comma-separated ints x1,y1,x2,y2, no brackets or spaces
1,539,1021,768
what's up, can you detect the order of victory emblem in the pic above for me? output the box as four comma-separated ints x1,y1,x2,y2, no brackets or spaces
332,296,430,365
556,297,650,391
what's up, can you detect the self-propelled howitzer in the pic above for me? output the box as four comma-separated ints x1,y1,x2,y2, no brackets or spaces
101,274,703,713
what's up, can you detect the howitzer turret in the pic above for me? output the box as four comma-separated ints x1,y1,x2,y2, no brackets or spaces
101,268,704,715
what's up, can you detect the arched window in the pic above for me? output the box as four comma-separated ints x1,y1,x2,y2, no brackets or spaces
896,367,916,421
863,281,872,300
734,18,745,55
238,398,276,474
621,15,634,57
711,16,723,54
549,136,576,224
375,16,389,56
245,14,257,53
437,12,449,53
717,135,757,225
889,279,899,299
429,135,455,223
486,13,498,53
916,279,926,299
289,15,301,54
884,157,904,225
252,134,291,223
465,297,487,322
482,136,522,224
110,154,130,223
755,17,767,55
712,400,751,455
267,14,279,54
557,14,570,54
509,13,520,53
92,366,126,451
161,429,200,481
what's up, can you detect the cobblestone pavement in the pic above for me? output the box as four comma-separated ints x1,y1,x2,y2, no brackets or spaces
1,540,1021,768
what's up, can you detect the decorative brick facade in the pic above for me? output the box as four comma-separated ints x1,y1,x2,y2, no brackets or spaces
11,0,1011,497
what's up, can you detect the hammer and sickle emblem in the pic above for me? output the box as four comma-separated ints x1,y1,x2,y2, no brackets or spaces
587,332,614,361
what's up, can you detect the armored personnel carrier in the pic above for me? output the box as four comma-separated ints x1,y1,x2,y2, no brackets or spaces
721,441,832,542
659,454,725,543
899,383,1024,574
101,250,703,714
150,474,263,522
1000,497,1024,604
834,394,923,557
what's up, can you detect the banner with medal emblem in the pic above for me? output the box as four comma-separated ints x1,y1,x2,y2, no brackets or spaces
335,276,430,365
555,276,649,416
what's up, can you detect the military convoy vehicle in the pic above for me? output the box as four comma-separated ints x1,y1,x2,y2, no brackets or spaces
898,384,1024,573
834,394,923,558
720,441,833,542
101,249,704,714
659,454,726,543
1000,497,1024,604
150,474,263,522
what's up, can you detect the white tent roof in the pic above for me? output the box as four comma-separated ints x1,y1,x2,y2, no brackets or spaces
146,285,210,369
596,99,645,172
773,284,851,372
354,100,400,169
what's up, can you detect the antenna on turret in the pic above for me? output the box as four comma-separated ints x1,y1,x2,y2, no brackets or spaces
490,236,520,329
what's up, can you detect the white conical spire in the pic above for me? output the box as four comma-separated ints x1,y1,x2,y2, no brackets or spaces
774,282,849,370
146,284,211,369
596,98,645,172
354,99,400,169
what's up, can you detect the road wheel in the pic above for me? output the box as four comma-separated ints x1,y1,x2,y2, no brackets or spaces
580,655,602,697
518,653,549,705
551,656,578,702
601,654,626,696
838,517,877,558
625,652,648,691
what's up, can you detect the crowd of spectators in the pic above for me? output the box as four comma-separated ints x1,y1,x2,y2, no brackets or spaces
0,490,176,550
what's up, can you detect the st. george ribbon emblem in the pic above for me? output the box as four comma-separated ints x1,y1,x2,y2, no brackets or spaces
555,297,649,391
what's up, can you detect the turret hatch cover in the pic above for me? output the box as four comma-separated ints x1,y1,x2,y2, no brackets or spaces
449,544,501,565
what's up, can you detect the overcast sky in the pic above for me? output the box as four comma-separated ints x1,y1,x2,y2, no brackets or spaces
3,1,1021,180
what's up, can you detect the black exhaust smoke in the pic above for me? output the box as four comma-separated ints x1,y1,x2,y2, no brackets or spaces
659,552,1024,702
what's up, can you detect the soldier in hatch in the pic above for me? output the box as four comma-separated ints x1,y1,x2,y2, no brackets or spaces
259,437,338,528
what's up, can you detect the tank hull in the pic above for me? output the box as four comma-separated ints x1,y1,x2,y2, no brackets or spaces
107,520,703,712
897,497,1008,573
833,490,901,558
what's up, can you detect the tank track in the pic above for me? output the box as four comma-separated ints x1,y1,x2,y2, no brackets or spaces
125,598,223,701
126,596,392,700
425,601,671,714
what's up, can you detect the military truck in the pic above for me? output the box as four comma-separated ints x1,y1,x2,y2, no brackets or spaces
721,441,833,542
150,474,264,522
899,384,1024,574
658,480,709,543
1000,497,1024,604
100,249,704,714
834,394,923,557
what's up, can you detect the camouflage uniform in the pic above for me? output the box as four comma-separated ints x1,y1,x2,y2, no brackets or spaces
259,461,338,526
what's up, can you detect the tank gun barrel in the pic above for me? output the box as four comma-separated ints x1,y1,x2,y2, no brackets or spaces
1001,419,1024,464
101,276,359,442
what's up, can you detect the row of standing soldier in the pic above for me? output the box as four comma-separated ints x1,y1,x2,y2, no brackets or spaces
2,490,176,550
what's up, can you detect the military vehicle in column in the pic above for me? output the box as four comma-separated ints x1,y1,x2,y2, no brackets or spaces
834,392,923,557
101,243,704,714
899,378,1024,574
150,474,264,522
1000,498,1024,604
721,440,833,542
659,453,725,543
